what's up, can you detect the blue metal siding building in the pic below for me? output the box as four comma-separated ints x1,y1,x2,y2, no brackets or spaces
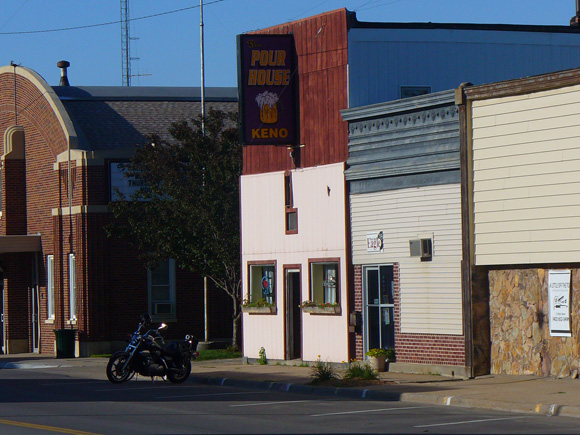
348,21,580,107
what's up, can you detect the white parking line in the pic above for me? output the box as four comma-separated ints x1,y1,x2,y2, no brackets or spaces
42,381,103,386
231,400,315,407
311,406,432,417
414,416,526,428
161,391,262,399
94,385,178,392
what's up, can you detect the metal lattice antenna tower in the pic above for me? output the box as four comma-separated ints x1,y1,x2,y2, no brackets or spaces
121,0,131,86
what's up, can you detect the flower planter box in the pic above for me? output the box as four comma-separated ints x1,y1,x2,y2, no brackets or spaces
301,306,341,315
368,355,387,372
241,306,277,314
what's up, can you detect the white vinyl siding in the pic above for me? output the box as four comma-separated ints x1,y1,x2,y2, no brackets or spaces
472,84,580,265
350,184,462,335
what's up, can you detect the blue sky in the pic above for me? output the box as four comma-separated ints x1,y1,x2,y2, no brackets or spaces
1,0,578,88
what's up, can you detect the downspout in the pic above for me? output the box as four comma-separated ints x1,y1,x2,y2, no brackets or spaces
456,83,474,378
57,61,73,329
11,62,17,125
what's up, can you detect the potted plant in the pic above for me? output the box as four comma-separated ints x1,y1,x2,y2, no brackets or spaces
241,298,277,314
299,301,341,314
365,348,395,372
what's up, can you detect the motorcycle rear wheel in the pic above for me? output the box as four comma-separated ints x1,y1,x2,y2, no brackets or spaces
167,359,191,384
106,352,134,383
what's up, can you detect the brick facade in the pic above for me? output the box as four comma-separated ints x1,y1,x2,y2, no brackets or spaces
0,66,235,355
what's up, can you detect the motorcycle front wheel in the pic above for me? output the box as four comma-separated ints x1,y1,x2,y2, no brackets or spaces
106,352,134,383
167,359,191,384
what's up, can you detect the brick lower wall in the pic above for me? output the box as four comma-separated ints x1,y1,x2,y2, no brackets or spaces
354,264,466,366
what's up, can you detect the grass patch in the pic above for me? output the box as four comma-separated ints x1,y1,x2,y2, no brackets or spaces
90,348,241,361
195,348,242,361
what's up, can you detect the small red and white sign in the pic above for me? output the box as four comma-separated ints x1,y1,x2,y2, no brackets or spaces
366,231,384,253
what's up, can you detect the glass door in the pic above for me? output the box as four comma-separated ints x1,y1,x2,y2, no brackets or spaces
364,265,395,353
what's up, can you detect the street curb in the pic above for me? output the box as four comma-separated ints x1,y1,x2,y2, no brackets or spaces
191,375,419,402
396,392,580,419
189,375,580,419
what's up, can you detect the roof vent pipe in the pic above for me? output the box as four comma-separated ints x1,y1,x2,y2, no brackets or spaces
571,0,580,26
57,60,70,86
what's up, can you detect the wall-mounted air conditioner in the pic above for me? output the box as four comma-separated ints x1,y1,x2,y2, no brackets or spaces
409,238,432,260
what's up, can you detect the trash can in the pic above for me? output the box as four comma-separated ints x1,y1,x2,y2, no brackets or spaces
54,329,76,358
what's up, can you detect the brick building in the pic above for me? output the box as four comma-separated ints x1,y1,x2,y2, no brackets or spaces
0,63,237,356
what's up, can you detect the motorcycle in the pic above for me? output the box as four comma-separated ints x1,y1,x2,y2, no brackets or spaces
106,314,198,384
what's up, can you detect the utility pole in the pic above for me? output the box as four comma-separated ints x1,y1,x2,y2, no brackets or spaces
200,0,209,344
200,0,206,132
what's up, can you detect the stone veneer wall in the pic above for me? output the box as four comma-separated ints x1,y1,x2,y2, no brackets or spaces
490,268,580,377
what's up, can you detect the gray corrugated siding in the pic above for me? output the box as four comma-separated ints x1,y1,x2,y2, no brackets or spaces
343,90,459,193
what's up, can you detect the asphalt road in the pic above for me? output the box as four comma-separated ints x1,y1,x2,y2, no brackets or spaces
1,366,580,434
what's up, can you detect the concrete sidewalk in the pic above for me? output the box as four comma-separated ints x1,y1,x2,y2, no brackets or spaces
2,354,580,419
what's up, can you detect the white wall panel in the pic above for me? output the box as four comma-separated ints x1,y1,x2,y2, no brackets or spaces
241,163,349,361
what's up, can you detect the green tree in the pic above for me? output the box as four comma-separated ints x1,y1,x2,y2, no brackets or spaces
107,109,242,347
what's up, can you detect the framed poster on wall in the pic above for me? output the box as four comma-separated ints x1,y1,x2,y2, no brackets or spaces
548,269,571,337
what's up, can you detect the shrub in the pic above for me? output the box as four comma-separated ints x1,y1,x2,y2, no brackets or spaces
343,360,378,380
310,356,338,384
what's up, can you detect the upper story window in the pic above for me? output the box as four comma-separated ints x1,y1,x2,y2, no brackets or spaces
109,161,146,201
400,86,431,99
284,172,297,234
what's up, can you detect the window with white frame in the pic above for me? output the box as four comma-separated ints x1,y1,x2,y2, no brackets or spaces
148,259,176,320
310,261,339,305
69,254,77,321
248,263,275,305
47,255,54,320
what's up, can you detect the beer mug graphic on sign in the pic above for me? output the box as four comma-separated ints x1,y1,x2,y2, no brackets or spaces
255,91,279,124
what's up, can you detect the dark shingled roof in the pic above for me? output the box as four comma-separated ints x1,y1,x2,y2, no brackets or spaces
53,86,238,151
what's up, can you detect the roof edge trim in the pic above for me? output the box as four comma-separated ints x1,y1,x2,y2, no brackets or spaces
341,89,456,121
0,65,80,150
462,66,580,101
